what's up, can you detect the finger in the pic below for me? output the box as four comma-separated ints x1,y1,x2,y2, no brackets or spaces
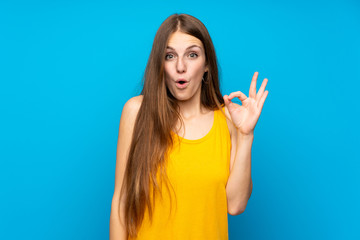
249,72,258,99
257,90,269,112
223,95,236,111
256,78,268,102
228,91,247,102
223,95,230,106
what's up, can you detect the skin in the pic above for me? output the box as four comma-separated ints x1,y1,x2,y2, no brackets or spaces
164,30,269,214
164,30,211,139
223,71,269,214
110,29,269,240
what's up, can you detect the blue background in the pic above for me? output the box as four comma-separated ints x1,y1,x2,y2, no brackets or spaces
1,0,359,239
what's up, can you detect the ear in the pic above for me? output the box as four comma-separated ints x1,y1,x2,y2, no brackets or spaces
205,65,209,73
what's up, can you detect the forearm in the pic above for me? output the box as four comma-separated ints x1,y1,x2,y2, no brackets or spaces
226,132,254,215
110,199,128,240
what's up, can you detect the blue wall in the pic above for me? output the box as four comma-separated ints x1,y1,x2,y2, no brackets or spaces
1,0,359,239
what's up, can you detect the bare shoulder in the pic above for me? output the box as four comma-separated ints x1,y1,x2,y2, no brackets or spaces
223,105,237,137
123,95,143,116
111,95,144,203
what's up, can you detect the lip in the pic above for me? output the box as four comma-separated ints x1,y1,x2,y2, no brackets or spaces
176,78,188,83
175,79,190,89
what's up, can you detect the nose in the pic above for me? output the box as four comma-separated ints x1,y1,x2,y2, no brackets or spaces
176,57,186,73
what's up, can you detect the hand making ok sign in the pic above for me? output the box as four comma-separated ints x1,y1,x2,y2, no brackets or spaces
223,72,269,136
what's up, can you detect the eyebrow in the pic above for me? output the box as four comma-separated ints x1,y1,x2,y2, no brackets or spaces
166,44,202,51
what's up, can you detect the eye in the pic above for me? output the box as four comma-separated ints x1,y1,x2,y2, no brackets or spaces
165,53,175,60
189,52,198,58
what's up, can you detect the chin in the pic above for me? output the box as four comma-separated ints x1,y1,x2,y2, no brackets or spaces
172,94,188,101
173,93,196,102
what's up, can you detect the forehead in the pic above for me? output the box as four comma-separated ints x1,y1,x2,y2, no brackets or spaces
167,31,204,51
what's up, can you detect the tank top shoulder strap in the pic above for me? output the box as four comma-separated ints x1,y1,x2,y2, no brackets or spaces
215,106,231,149
216,106,230,131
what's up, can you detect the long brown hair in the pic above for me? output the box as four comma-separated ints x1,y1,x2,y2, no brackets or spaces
120,13,226,238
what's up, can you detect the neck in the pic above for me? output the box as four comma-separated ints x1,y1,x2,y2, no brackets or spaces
176,91,208,120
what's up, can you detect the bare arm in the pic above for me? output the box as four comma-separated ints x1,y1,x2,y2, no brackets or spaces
224,106,253,216
224,72,268,216
110,96,143,240
226,130,253,215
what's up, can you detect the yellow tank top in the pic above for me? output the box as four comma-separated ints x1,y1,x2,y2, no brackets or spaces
131,107,231,240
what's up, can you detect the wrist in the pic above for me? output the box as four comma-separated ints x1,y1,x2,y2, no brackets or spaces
236,130,254,140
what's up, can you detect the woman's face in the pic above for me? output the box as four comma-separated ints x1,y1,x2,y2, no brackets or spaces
164,31,208,102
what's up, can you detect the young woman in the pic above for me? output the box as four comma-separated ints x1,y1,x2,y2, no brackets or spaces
110,13,269,240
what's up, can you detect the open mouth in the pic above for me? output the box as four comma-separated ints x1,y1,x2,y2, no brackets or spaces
175,80,189,89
